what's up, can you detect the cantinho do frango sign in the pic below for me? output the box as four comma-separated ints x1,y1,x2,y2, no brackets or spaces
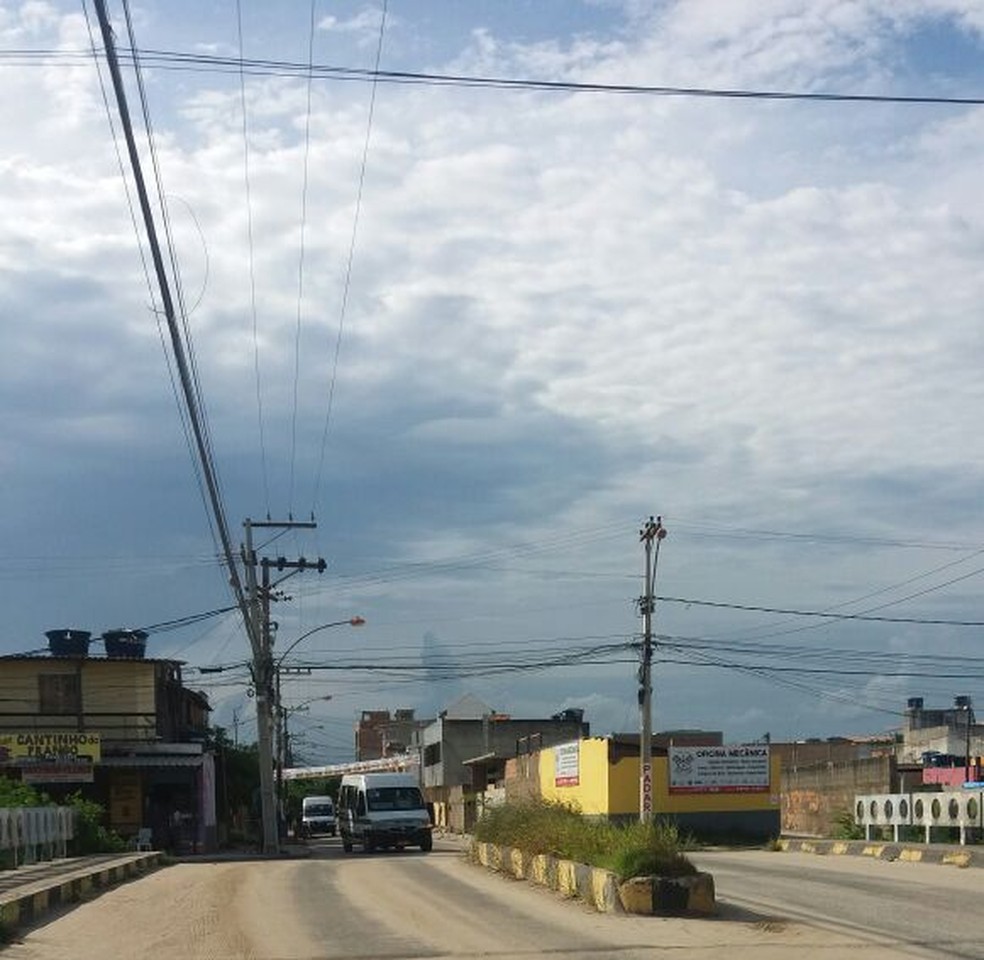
668,745,770,794
0,732,101,784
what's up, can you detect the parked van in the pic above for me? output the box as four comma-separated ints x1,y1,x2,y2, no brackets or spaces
337,772,432,853
300,795,336,837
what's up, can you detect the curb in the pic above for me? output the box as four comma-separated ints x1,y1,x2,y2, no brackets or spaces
777,838,980,868
0,852,162,937
469,840,715,915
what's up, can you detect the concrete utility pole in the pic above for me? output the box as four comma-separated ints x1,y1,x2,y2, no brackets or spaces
639,516,667,824
243,518,320,854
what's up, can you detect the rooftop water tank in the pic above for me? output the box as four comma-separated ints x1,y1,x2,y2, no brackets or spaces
45,629,91,657
102,629,148,659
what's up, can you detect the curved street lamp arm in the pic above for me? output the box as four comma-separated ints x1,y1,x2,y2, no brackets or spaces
275,616,365,668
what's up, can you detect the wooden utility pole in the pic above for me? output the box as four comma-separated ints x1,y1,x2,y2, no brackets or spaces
639,516,667,824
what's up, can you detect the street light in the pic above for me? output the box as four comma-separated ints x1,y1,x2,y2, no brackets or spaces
275,616,365,669
272,618,364,829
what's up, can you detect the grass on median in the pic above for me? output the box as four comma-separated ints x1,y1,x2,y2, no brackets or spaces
473,798,696,881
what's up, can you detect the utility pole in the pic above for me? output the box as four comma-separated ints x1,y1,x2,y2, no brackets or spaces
243,517,320,854
639,516,667,824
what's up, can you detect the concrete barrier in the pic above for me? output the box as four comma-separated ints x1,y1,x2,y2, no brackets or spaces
469,841,715,915
779,837,982,868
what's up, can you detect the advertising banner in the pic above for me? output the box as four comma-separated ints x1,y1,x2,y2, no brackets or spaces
669,745,770,794
554,741,580,787
0,732,101,784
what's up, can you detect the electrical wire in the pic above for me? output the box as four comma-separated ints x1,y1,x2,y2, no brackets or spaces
11,45,984,108
656,595,984,627
235,0,272,516
119,0,227,564
311,0,388,512
288,0,318,513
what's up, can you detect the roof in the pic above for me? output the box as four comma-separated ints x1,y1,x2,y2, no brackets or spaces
0,653,187,666
98,755,205,768
462,752,505,766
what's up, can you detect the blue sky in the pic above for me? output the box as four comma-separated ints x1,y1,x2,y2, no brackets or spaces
4,0,984,762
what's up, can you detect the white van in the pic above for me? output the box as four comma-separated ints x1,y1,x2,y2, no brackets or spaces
300,795,336,837
337,772,432,853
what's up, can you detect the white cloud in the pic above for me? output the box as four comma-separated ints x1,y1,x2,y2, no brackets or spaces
4,1,984,740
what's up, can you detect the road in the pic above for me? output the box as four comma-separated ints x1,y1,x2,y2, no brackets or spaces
692,848,984,959
1,839,956,960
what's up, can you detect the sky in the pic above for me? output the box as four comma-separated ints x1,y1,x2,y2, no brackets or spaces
4,0,984,762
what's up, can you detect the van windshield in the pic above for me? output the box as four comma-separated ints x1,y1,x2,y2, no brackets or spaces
366,786,425,811
304,804,333,817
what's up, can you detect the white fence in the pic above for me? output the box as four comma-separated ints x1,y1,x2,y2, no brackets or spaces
855,791,983,844
0,806,76,866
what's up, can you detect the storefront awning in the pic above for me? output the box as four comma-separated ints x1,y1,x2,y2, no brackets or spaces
99,755,204,768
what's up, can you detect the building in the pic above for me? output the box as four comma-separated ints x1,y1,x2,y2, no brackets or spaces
0,630,216,851
421,695,590,831
776,696,984,837
355,708,429,760
505,733,781,840
898,696,984,765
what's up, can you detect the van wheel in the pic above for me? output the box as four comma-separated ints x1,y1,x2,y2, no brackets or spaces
342,838,353,853
420,835,433,852
365,837,375,854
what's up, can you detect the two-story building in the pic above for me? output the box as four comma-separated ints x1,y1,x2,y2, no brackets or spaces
420,694,590,831
0,629,216,851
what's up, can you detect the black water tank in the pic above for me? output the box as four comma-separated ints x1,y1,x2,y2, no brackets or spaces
102,629,148,659
45,629,91,657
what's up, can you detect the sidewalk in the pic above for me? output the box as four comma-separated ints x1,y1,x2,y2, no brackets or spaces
0,834,468,937
0,852,162,937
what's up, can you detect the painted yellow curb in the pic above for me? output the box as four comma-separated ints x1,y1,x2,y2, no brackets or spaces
556,860,577,898
861,845,885,858
942,852,971,868
530,854,550,886
899,849,923,863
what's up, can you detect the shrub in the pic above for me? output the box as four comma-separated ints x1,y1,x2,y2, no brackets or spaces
0,778,45,808
474,799,696,880
832,808,865,840
65,792,127,854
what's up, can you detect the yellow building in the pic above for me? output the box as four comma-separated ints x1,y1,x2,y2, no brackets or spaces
532,736,781,839
0,644,214,851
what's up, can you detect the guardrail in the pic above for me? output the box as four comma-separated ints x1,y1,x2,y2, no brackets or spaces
856,791,983,845
0,806,76,866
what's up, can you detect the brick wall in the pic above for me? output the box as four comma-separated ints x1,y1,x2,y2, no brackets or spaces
782,755,896,836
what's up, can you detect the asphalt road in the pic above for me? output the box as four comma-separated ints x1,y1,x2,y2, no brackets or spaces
2,838,935,960
692,848,984,959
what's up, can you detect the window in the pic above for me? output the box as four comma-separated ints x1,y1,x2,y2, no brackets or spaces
423,742,441,767
38,674,81,715
366,786,425,812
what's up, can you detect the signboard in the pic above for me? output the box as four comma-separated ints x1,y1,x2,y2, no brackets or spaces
669,745,770,794
22,763,95,784
0,732,101,763
554,741,580,787
641,761,653,813
0,732,101,784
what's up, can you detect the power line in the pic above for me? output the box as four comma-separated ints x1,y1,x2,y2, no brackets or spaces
311,0,388,512
289,0,318,513
657,595,984,627
235,0,271,516
90,0,255,659
10,45,984,107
